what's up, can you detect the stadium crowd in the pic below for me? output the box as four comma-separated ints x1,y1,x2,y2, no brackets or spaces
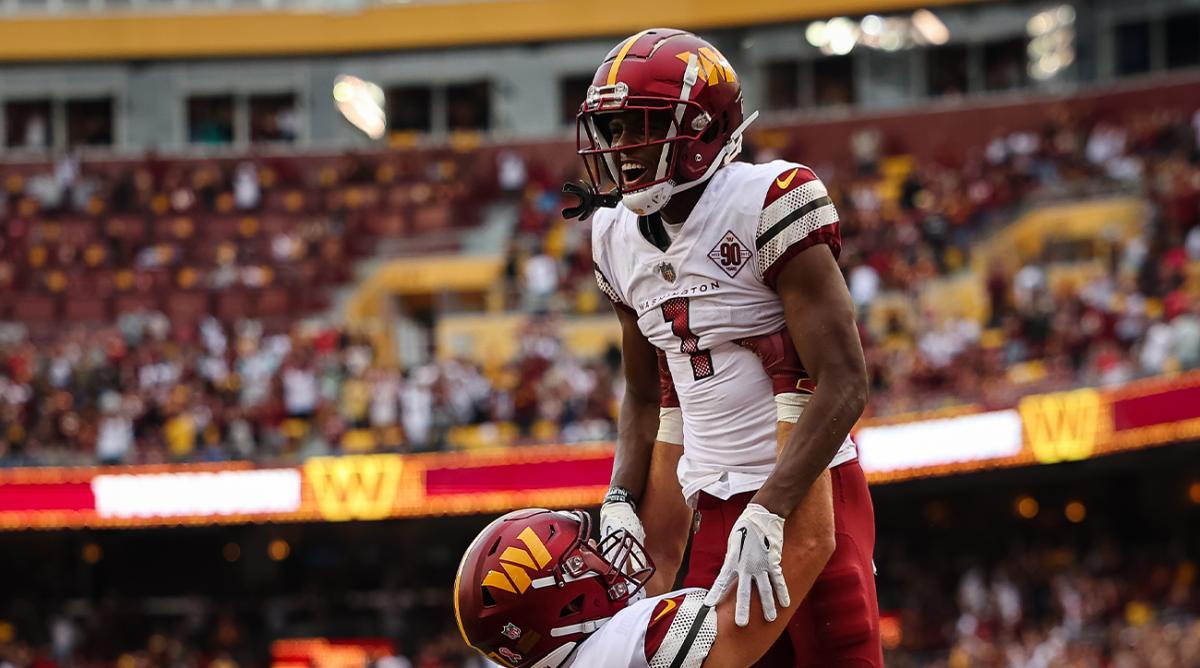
2,102,1200,464
880,538,1199,667
0,314,618,466
2,101,1200,462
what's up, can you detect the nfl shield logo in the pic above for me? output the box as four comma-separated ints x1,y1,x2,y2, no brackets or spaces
501,623,522,640
656,261,677,283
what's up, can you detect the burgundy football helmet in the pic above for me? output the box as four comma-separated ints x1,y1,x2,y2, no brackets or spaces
576,28,758,215
454,508,653,667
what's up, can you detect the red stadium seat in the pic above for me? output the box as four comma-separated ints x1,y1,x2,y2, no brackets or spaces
216,290,253,322
63,296,111,322
256,287,291,316
165,291,211,323
114,292,162,315
12,294,58,323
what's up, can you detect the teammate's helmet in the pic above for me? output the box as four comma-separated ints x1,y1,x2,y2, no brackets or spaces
577,28,757,215
454,508,653,668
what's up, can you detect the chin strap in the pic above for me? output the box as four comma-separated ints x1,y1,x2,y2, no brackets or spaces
561,181,621,221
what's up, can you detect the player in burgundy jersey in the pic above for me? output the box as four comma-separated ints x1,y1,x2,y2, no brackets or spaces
566,28,882,666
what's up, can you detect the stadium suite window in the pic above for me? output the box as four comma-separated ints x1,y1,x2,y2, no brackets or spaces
250,93,298,143
4,100,52,150
926,45,969,97
1165,12,1200,70
1115,20,1152,76
764,61,800,111
446,81,490,131
187,95,234,145
560,74,593,126
814,56,855,107
386,85,433,133
983,37,1029,91
66,98,114,147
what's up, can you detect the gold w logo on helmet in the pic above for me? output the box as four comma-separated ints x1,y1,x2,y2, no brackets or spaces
482,527,553,594
675,47,736,85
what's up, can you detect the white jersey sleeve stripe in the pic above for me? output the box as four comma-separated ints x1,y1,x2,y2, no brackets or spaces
755,178,837,278
649,590,717,668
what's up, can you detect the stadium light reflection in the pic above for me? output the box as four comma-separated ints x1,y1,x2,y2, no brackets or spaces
333,74,387,140
1026,5,1075,80
806,9,950,55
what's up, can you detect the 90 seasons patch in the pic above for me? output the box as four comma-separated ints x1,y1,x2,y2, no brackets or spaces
708,230,751,278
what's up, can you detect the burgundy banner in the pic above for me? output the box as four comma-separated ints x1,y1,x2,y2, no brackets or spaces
1109,382,1200,432
424,457,612,496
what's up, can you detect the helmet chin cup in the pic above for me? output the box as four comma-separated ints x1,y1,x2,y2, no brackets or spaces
621,181,674,216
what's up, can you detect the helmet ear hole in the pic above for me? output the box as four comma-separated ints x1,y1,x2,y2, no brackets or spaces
481,587,499,607
559,594,585,618
701,112,728,144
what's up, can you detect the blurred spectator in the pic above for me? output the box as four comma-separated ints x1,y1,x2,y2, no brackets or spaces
233,161,261,210
23,113,47,150
522,246,559,313
95,391,133,465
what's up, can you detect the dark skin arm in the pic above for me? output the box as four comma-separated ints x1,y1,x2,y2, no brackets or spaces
610,303,661,499
704,470,835,666
640,439,690,595
751,244,869,518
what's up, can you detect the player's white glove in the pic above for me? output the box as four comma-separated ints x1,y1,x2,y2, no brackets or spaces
600,489,647,602
703,503,789,626
600,499,645,545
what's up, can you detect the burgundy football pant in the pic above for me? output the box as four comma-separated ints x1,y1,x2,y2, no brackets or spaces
682,459,883,667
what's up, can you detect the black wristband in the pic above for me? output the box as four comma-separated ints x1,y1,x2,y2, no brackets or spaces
603,485,638,508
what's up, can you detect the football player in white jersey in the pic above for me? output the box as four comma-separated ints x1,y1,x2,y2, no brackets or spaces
453,498,833,667
567,29,882,666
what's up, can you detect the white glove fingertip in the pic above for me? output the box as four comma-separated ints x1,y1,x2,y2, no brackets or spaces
704,569,732,607
702,588,721,608
735,573,751,627
755,575,777,622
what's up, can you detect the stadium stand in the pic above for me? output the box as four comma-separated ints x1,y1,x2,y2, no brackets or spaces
2,84,1198,465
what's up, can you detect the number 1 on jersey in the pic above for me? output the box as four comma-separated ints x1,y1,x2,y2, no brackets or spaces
660,297,715,380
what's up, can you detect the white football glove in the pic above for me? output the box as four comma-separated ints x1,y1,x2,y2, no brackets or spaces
600,499,646,547
599,500,647,601
703,503,789,626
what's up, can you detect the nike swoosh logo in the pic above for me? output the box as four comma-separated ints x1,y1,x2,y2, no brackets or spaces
652,598,677,622
775,168,799,190
736,527,748,555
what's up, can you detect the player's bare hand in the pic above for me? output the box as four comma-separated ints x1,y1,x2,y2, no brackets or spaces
703,503,789,626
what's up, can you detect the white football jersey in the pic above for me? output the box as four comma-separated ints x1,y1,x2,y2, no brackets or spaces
571,589,716,668
592,161,857,503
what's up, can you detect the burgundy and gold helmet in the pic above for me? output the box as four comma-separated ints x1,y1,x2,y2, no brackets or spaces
454,508,653,668
577,28,758,215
